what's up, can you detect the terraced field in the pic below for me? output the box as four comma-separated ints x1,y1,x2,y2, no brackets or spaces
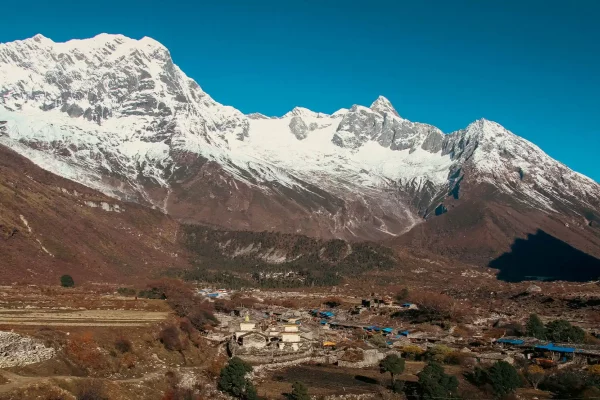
0,308,168,327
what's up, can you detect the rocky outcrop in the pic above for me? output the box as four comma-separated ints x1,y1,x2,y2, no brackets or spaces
0,331,55,367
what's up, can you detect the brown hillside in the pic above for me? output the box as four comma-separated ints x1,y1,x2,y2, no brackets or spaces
391,181,600,281
0,145,189,284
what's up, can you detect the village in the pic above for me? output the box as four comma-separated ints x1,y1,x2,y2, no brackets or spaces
198,287,600,373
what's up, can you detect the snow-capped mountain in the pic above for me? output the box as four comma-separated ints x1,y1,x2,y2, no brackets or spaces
1,34,599,245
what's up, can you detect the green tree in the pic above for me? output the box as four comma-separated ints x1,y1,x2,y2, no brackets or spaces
417,362,459,400
60,274,75,288
288,381,310,400
471,365,489,387
379,354,406,390
525,314,546,339
546,320,586,343
244,380,259,400
488,361,521,398
218,357,253,398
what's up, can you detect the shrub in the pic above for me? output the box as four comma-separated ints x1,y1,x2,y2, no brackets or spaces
417,362,459,400
159,325,186,352
117,287,136,296
405,290,465,322
75,379,107,400
545,320,586,343
540,369,592,399
445,351,471,366
147,279,218,331
207,354,229,379
179,318,195,337
289,381,310,400
379,354,405,389
400,345,425,361
471,366,489,387
114,337,132,353
368,334,388,348
395,288,409,302
488,361,521,398
218,357,254,398
323,297,342,308
427,345,453,363
67,332,107,370
524,365,545,390
589,364,600,377
214,299,235,313
138,288,165,299
60,274,74,288
525,314,546,339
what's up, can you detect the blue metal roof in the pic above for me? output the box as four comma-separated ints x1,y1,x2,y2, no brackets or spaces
365,326,376,331
382,327,393,333
402,303,413,307
535,343,576,353
399,330,410,336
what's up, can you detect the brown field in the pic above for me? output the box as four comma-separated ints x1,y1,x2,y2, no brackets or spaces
0,284,224,400
256,362,434,399
0,309,168,327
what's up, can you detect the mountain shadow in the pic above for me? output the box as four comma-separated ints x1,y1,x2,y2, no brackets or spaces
490,229,600,282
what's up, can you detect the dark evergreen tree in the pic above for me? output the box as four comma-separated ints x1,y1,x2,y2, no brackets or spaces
288,381,310,400
379,354,406,389
525,314,546,339
396,288,409,302
488,361,521,398
244,380,259,400
546,320,586,343
218,357,253,398
417,362,459,400
60,274,75,288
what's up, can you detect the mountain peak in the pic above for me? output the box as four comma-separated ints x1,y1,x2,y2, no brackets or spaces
370,96,400,118
32,34,50,43
283,106,327,119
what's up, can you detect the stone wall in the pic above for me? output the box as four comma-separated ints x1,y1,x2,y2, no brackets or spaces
252,355,332,373
337,349,400,369
238,348,317,365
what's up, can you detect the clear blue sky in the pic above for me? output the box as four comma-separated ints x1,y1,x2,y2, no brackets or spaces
1,0,599,181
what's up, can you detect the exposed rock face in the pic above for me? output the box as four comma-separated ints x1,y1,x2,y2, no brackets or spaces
289,116,309,140
0,331,55,367
0,34,599,260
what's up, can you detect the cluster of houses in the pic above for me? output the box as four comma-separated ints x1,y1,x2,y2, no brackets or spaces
495,336,600,367
210,295,600,370
228,313,316,361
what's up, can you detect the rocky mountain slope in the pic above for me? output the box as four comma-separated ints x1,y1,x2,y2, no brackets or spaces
1,34,599,269
0,142,405,285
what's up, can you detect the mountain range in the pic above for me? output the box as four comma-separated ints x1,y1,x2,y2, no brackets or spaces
1,33,599,278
